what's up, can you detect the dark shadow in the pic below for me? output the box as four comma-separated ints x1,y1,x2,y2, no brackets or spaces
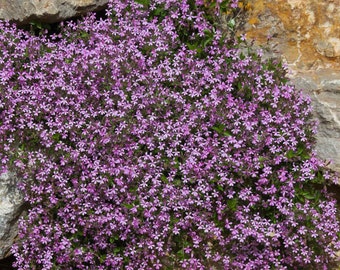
15,8,109,37
0,254,16,270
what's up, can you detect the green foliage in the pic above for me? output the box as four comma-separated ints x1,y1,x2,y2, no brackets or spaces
135,0,150,6
227,198,238,212
29,21,51,35
211,122,232,136
286,143,310,161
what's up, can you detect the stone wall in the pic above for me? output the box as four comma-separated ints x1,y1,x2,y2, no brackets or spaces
0,173,25,260
0,0,109,24
239,0,340,172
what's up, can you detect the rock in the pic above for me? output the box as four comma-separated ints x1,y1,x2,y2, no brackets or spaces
0,172,25,260
241,0,340,69
314,39,340,58
290,71,340,172
233,0,340,172
0,0,109,24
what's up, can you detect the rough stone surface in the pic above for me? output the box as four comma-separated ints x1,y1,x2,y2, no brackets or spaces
0,0,109,24
238,0,340,172
0,172,24,260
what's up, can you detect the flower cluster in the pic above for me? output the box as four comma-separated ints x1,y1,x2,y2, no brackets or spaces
0,0,339,269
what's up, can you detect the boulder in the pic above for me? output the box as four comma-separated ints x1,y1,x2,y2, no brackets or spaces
0,0,109,24
235,0,340,172
291,71,340,172
0,172,25,260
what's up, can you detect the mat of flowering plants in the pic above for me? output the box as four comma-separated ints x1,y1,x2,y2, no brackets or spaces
0,0,339,269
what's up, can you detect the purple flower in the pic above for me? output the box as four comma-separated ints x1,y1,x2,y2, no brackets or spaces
0,0,339,269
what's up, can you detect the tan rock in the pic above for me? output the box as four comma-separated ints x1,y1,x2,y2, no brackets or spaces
241,0,340,70
234,0,340,172
0,0,109,24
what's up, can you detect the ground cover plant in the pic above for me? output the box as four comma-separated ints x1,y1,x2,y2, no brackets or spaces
0,0,340,269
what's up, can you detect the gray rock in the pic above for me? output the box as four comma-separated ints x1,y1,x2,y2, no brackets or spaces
292,71,340,172
0,172,25,260
0,0,109,24
316,137,340,170
314,40,338,58
321,79,340,93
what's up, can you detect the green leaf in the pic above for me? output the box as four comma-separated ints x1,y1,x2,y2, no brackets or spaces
80,32,89,39
227,198,238,211
212,123,225,133
286,145,310,160
19,143,26,151
297,146,304,155
209,1,216,9
237,82,242,90
30,21,43,30
174,179,181,186
110,235,119,244
29,21,51,32
212,123,232,136
302,191,315,200
186,43,197,51
258,156,265,162
154,7,164,16
52,133,61,142
135,0,149,6
114,247,122,254
123,203,134,209
108,177,114,187
223,130,232,136
161,175,168,183
286,149,295,159
220,0,227,8
313,171,324,184
203,37,213,48
301,153,310,160
99,254,106,263
24,48,30,58
227,18,236,29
